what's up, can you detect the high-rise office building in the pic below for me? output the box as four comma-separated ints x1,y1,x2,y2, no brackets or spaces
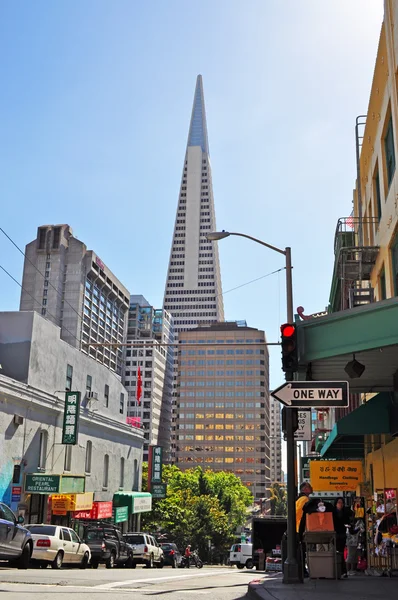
123,295,174,461
20,224,129,374
163,75,224,333
269,398,282,482
174,322,270,499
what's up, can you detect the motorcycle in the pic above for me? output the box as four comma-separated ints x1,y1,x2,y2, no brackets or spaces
180,551,203,568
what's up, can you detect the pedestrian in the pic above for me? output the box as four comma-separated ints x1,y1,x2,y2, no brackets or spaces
346,520,360,576
296,481,313,533
184,544,192,568
296,481,313,578
333,497,352,578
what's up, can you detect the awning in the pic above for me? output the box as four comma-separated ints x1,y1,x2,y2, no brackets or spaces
320,393,392,459
113,492,152,515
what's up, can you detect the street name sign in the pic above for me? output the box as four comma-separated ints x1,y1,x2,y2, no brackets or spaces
271,381,349,408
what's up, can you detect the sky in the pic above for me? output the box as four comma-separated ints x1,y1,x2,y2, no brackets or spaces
0,0,384,393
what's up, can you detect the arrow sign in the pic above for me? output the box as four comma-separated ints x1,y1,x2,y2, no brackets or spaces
271,381,349,408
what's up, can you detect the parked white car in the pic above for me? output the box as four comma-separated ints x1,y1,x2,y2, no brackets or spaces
25,524,91,569
123,532,164,568
230,543,253,569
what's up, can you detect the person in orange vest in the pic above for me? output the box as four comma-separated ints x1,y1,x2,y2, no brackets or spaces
296,481,313,533
296,481,313,578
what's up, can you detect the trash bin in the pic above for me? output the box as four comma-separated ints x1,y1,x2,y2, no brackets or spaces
303,531,340,579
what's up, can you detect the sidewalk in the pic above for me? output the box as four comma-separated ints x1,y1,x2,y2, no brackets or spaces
247,573,398,600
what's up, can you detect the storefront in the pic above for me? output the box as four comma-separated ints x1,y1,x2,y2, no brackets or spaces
22,473,86,524
50,492,94,526
113,491,152,531
320,394,398,573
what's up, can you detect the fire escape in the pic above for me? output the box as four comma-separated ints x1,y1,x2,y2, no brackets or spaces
330,116,379,312
332,216,379,311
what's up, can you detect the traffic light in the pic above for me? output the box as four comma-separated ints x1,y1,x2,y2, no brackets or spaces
280,322,298,373
12,464,21,484
282,406,298,436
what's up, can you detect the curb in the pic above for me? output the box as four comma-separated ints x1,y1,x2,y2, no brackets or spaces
247,579,266,599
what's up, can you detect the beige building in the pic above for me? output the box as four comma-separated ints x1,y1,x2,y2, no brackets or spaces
174,322,270,499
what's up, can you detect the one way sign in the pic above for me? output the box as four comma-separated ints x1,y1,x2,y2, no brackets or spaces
271,381,349,408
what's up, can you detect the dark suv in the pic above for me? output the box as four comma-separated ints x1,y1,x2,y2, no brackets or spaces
159,543,182,568
83,523,133,569
0,502,32,569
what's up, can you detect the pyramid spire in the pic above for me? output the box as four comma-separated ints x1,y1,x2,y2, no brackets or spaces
163,76,224,334
187,75,209,154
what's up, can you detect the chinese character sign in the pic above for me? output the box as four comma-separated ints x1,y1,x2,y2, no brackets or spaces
151,446,163,483
310,460,363,492
62,392,81,445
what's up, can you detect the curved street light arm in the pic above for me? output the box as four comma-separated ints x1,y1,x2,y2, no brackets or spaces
228,232,286,256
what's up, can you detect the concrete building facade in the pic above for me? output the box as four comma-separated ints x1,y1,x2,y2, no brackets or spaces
0,311,144,525
163,76,224,334
174,322,270,499
124,296,174,462
20,224,130,374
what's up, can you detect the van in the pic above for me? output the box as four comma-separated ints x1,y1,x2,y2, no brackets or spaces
229,543,253,569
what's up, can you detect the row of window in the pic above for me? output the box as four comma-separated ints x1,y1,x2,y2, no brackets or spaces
165,289,216,295
180,360,265,366
65,365,124,412
177,456,265,464
178,413,264,420
180,380,263,387
181,349,264,355
178,402,265,408
177,434,265,441
178,445,265,452
177,423,265,430
180,370,264,376
164,296,216,302
164,305,217,311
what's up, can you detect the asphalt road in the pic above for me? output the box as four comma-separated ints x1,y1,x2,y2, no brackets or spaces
0,564,261,599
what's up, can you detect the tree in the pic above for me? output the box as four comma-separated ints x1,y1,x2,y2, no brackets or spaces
268,482,287,516
140,464,253,560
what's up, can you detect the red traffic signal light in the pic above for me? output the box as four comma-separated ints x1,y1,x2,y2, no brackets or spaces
280,323,298,373
281,323,295,337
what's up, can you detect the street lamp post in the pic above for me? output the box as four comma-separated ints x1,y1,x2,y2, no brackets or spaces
207,231,300,584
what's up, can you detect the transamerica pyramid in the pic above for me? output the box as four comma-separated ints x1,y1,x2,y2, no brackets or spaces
163,75,224,333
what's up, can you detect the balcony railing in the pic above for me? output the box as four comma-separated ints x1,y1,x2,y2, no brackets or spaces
334,216,379,253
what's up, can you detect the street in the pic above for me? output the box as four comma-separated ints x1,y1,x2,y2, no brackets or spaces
0,565,260,600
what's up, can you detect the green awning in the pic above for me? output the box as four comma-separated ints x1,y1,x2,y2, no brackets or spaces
113,492,152,515
320,393,392,459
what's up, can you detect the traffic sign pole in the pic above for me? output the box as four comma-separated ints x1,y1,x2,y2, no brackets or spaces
283,246,301,584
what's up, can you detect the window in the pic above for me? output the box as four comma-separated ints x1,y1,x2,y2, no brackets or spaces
62,528,71,542
384,114,396,188
65,365,73,392
104,384,109,407
133,459,139,491
64,446,72,472
70,530,80,544
120,457,125,488
374,165,382,221
85,441,92,474
103,454,109,488
86,375,92,394
120,393,125,414
392,230,398,295
380,268,387,300
38,430,48,470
